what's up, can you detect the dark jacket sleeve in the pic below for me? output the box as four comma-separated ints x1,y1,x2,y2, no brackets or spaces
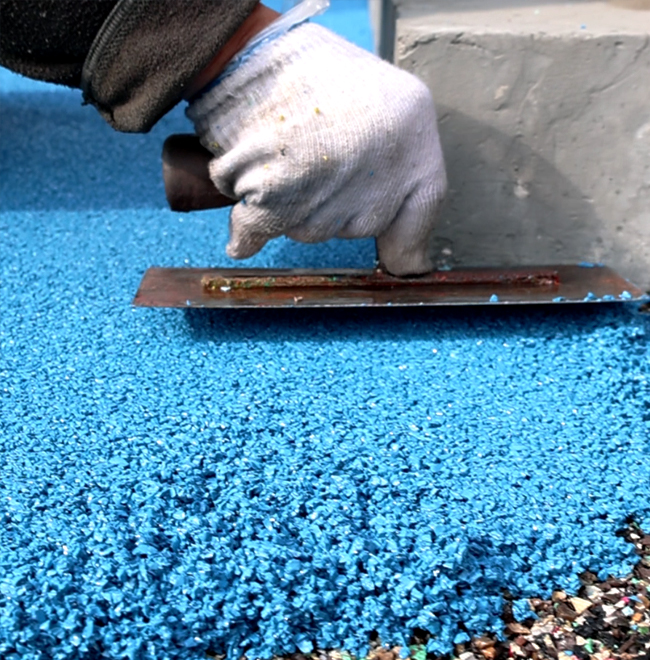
0,0,118,88
0,0,260,133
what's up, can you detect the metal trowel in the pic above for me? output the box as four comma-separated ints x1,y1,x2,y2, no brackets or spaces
132,134,647,309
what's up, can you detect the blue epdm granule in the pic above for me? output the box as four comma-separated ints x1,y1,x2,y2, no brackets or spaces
1,3,650,659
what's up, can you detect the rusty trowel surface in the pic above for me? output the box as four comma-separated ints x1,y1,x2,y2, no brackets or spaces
132,264,647,309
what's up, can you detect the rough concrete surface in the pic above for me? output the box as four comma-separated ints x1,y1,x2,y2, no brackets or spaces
390,1,650,290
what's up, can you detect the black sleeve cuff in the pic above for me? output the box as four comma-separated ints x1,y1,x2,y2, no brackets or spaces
81,0,260,133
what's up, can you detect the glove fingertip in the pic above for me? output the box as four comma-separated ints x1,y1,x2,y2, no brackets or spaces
226,229,268,260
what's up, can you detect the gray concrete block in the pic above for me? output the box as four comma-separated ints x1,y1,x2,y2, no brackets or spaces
369,0,398,59
369,0,382,53
389,0,650,289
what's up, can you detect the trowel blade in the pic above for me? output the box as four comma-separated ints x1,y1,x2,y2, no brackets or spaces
133,264,647,309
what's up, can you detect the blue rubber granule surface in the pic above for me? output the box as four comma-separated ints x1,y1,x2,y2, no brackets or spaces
1,3,650,659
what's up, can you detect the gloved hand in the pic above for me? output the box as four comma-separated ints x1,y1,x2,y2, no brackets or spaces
186,22,447,276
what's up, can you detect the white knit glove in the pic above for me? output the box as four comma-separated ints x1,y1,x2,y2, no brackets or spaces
186,22,447,276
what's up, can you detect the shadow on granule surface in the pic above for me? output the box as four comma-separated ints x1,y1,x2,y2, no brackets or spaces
182,304,646,344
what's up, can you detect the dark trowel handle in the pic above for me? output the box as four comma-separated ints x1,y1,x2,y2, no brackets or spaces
162,134,236,212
